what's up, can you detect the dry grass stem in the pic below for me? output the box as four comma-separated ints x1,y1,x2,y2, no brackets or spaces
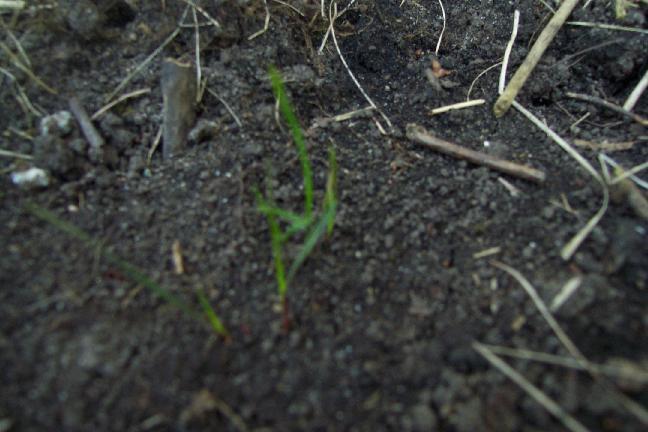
272,0,304,17
192,7,202,102
434,0,446,56
206,87,243,127
0,41,56,94
147,125,163,166
599,154,648,189
499,10,519,94
479,343,648,384
610,161,648,186
623,68,648,111
328,2,392,129
0,66,42,116
172,240,185,275
430,99,485,115
473,246,501,259
333,107,374,122
467,61,502,100
318,0,358,53
0,148,32,160
179,0,221,28
492,261,585,360
494,0,579,117
406,124,546,183
0,1,24,10
549,276,582,312
567,21,648,34
493,261,648,424
91,88,151,120
473,342,590,432
510,100,609,260
107,6,189,102
573,139,635,152
566,92,648,126
1,22,30,67
249,0,269,40
498,176,522,197
569,113,590,131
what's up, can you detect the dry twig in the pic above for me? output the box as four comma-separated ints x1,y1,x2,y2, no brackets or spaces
494,0,579,117
406,124,546,183
566,92,648,126
91,88,150,120
69,96,105,161
430,99,485,115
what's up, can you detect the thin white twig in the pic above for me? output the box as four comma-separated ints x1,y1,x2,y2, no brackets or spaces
623,68,648,111
430,99,485,115
192,6,202,102
179,0,221,28
467,61,502,101
318,0,358,54
92,88,150,120
328,2,392,129
434,0,446,56
499,10,520,94
550,276,582,312
206,88,243,128
248,0,270,40
567,21,648,34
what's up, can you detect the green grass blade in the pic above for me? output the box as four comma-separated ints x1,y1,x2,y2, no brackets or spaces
196,288,229,337
324,145,338,235
25,202,200,319
257,190,289,300
257,203,310,228
268,210,288,300
286,202,336,284
269,66,313,218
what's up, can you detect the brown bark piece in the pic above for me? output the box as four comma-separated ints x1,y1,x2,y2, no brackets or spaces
161,57,196,159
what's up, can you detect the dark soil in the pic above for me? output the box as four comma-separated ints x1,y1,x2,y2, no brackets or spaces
1,1,647,431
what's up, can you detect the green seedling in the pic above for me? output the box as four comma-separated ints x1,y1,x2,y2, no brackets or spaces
257,67,337,325
25,202,229,339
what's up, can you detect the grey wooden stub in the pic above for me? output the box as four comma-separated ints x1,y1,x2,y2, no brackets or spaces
161,57,196,159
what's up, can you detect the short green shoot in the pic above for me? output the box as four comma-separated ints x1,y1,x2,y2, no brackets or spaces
257,67,337,318
25,202,229,339
197,288,229,339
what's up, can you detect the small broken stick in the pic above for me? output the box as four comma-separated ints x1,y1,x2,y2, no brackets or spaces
161,57,196,159
406,124,546,183
69,95,105,163
566,92,648,126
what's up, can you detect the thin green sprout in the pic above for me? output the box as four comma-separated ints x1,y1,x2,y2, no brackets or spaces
25,202,228,337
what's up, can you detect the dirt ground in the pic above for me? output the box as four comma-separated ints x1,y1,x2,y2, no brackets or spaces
1,1,647,431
